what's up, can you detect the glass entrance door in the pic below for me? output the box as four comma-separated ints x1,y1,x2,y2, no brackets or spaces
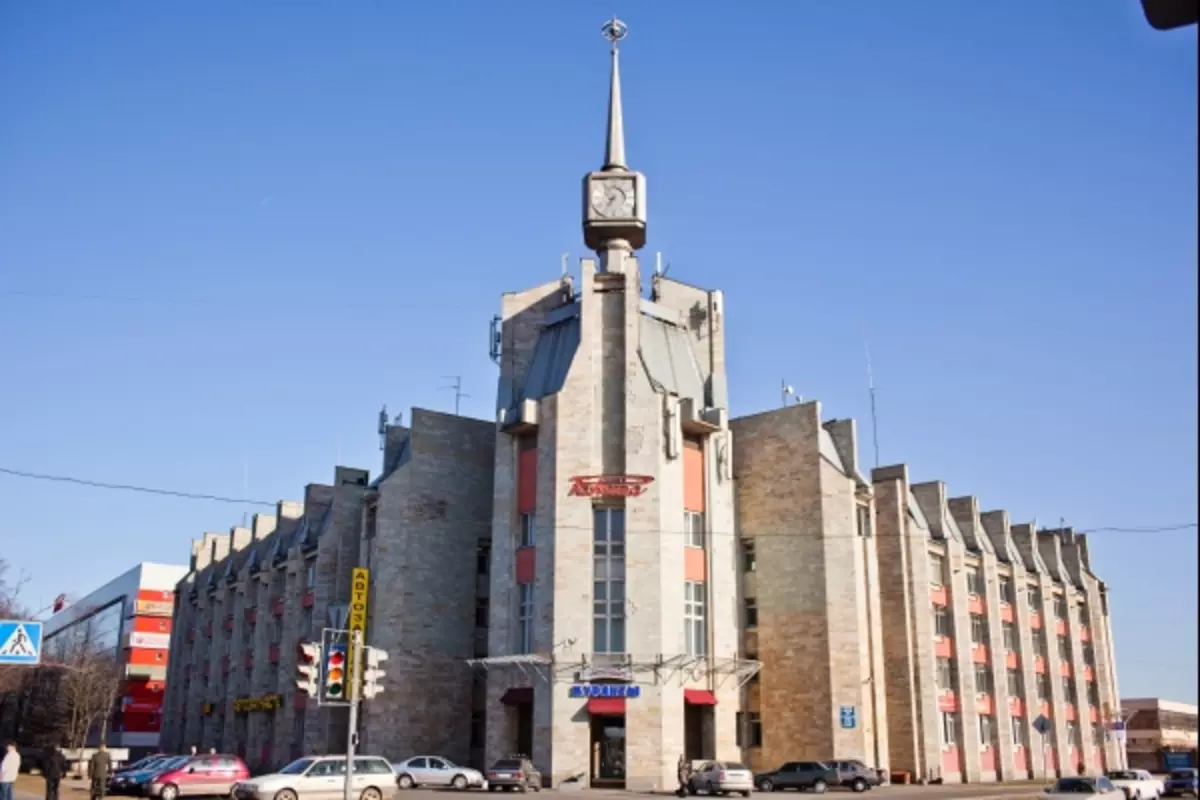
593,717,626,782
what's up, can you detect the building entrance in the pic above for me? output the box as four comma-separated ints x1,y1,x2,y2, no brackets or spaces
590,715,626,787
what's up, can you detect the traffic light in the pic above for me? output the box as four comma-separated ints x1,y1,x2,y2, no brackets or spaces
361,647,388,700
324,643,347,700
296,641,322,697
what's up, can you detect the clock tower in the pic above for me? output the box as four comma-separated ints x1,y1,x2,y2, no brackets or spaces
583,18,647,269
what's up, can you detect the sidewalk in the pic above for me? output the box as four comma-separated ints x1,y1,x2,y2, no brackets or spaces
15,774,92,798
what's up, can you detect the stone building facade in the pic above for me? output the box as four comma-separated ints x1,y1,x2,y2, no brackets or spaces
159,21,1122,790
871,465,1124,784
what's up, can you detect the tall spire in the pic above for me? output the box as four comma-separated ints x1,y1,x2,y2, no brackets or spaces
601,17,628,172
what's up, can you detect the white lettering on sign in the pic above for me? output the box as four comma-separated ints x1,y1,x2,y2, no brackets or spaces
568,684,641,698
129,632,171,650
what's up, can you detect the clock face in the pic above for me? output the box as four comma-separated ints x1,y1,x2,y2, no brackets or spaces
590,179,636,218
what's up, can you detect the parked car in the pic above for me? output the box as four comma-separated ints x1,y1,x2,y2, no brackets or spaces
147,754,250,800
1040,776,1123,798
687,762,754,797
113,756,191,797
109,757,171,795
393,756,486,790
754,761,838,793
825,761,882,793
1165,769,1199,797
484,758,541,793
232,755,397,800
1107,770,1166,799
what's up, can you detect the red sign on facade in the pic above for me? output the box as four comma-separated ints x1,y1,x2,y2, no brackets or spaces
568,475,654,498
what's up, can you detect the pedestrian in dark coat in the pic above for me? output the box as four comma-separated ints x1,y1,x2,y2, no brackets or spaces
88,745,111,800
676,754,691,797
42,745,67,800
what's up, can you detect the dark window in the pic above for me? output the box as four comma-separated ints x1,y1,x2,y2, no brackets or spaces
744,598,758,630
475,599,489,628
741,539,756,573
476,541,491,576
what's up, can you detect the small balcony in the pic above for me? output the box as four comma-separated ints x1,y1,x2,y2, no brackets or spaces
301,590,315,608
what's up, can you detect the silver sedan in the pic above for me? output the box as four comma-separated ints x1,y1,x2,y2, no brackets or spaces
393,757,487,791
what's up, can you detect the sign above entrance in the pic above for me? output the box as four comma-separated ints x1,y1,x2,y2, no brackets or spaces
568,475,654,498
569,684,641,698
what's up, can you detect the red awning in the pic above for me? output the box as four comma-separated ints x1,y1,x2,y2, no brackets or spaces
684,689,718,706
500,687,534,706
587,697,626,716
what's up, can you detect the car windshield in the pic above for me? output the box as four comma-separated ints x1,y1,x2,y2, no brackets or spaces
279,759,316,775
1171,770,1198,779
133,758,163,770
1108,771,1139,780
492,760,522,770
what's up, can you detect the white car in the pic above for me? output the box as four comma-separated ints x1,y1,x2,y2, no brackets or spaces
1041,776,1124,798
232,755,398,800
687,762,754,797
1107,770,1166,800
392,756,486,791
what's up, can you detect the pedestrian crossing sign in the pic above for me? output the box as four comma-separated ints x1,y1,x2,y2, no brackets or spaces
0,620,43,665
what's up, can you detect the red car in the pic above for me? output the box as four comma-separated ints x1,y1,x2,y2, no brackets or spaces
147,754,250,800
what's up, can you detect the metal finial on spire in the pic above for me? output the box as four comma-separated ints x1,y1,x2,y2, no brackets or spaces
600,17,628,171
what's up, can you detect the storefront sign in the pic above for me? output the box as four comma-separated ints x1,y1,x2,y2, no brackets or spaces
568,475,654,498
128,632,170,649
135,600,174,617
347,568,370,683
569,684,641,698
233,693,282,713
578,665,633,682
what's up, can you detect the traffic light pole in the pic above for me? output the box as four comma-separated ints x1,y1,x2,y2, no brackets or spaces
344,629,363,800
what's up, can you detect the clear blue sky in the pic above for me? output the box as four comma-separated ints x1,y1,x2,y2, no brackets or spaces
1,2,1195,702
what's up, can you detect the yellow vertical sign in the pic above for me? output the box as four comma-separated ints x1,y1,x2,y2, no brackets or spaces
348,567,370,689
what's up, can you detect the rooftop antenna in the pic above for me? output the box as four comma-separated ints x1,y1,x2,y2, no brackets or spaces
561,253,569,278
440,376,470,416
864,337,880,468
377,405,388,451
781,381,800,408
655,252,663,276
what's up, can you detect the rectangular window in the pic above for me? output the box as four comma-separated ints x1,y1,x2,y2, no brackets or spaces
967,566,984,597
999,576,1014,604
1058,637,1072,662
741,539,756,573
974,664,993,695
1088,684,1100,707
593,509,626,654
476,540,491,576
748,712,763,748
856,504,873,538
1066,721,1079,748
1002,621,1016,651
1082,644,1095,666
970,614,988,645
1012,720,1028,748
1007,669,1023,697
519,513,536,548
1028,585,1041,607
744,597,758,630
685,511,705,548
936,657,956,691
1033,632,1048,658
1037,673,1051,701
941,711,958,748
930,553,946,586
304,560,317,588
978,715,995,749
517,583,534,654
935,605,953,638
1062,676,1076,700
684,581,707,656
475,598,489,628
1054,595,1068,620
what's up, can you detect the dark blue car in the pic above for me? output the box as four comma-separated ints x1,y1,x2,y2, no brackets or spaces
1164,768,1198,798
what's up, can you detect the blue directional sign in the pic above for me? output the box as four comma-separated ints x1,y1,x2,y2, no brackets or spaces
1033,714,1052,735
840,706,857,729
0,620,43,666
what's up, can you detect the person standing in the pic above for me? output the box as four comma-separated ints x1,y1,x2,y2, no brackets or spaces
1,743,21,800
88,744,111,800
41,744,67,800
676,754,690,798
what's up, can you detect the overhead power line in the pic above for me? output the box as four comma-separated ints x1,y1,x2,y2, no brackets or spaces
0,464,1195,538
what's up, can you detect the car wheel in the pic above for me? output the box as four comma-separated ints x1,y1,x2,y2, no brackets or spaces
487,786,498,792
759,780,774,793
273,791,297,800
852,778,867,793
812,780,827,794
741,792,751,798
452,776,469,791
361,788,383,800
397,774,415,790
160,785,179,800
687,782,698,796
